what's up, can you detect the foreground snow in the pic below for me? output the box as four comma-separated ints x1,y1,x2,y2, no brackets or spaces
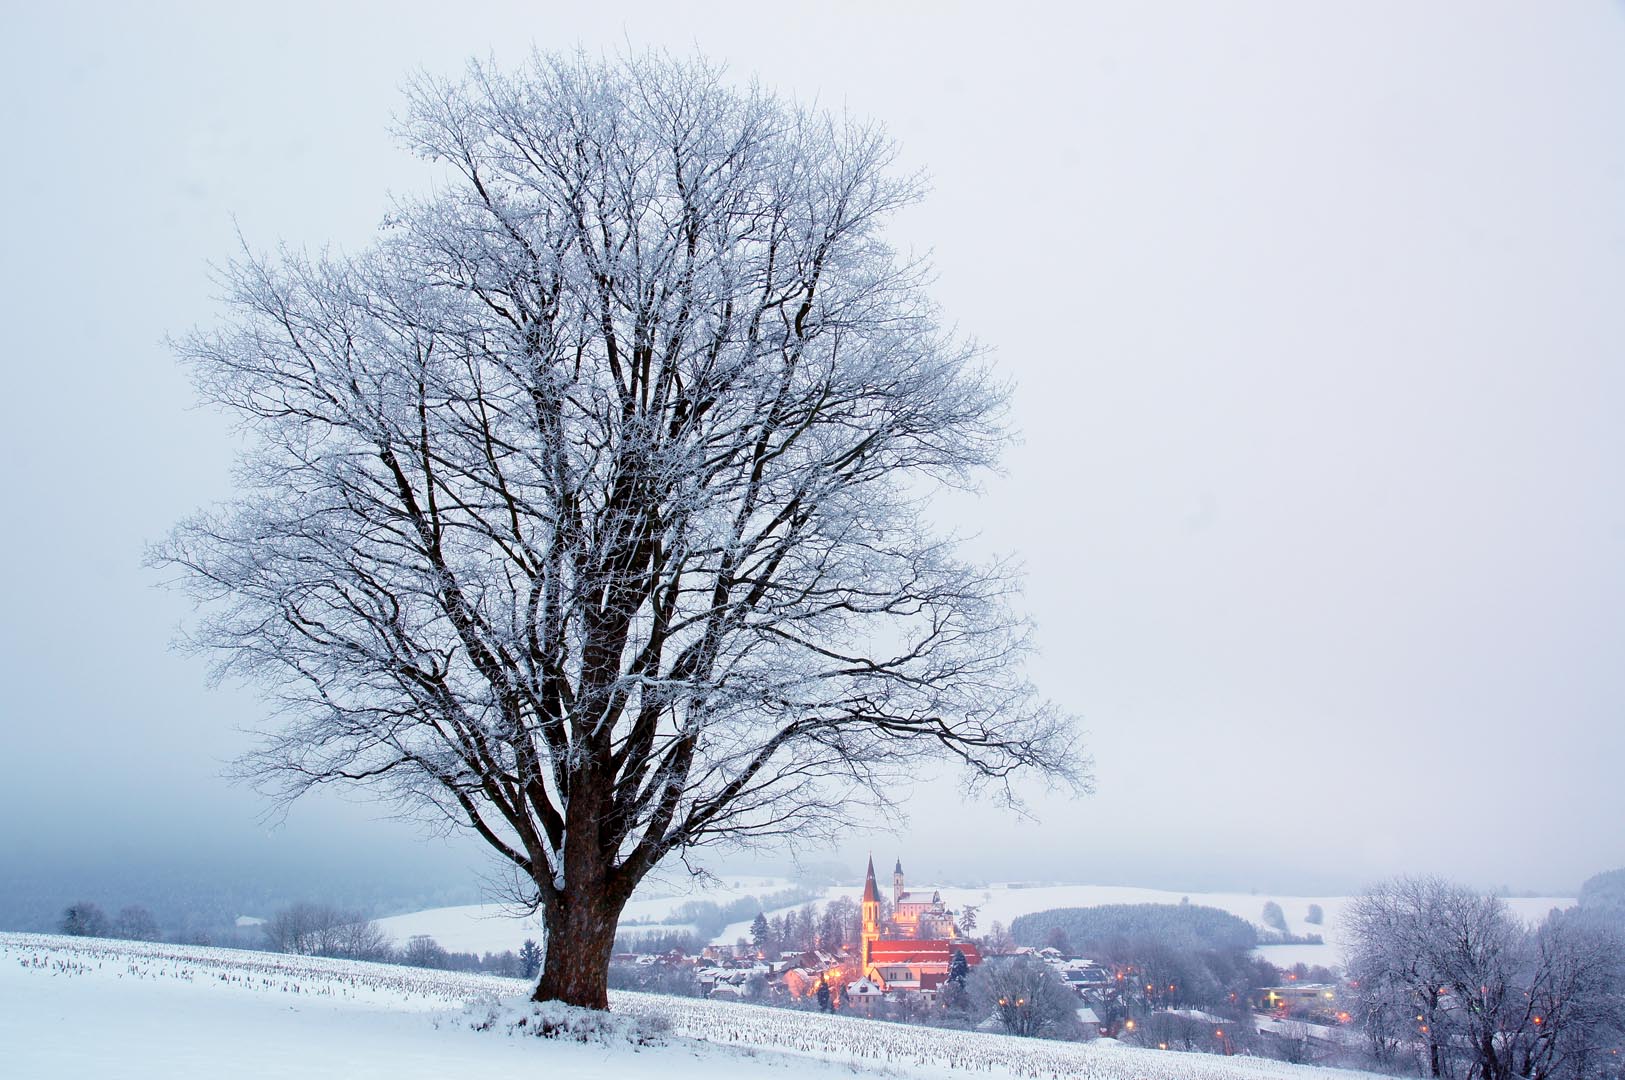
2,933,1402,1080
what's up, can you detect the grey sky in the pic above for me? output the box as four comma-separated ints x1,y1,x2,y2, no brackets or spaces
1,1,1621,908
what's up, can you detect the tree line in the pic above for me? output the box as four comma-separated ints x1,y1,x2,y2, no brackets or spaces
59,900,161,942
260,902,546,977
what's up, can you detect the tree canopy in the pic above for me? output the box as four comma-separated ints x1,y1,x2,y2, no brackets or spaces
156,49,1083,1007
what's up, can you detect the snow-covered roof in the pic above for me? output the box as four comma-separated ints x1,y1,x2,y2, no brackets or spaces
1162,1008,1230,1024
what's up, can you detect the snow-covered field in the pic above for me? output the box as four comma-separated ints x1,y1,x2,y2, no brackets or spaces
2,931,1402,1080
926,884,1573,970
377,879,1575,969
374,874,824,953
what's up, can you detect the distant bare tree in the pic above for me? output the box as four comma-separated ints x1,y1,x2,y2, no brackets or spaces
983,921,1016,954
112,905,161,942
156,50,1084,1008
401,934,449,969
818,896,859,952
326,917,393,962
59,901,108,937
969,954,1082,1039
263,903,389,959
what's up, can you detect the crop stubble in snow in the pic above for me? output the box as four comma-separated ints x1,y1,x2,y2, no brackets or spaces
2,933,1391,1080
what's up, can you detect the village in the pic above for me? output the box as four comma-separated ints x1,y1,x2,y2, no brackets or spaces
607,859,1350,1055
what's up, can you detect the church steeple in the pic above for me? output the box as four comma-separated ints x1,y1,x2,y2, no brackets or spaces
860,856,881,968
862,856,881,904
893,858,905,904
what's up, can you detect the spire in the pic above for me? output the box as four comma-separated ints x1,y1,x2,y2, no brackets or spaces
862,856,880,903
894,858,903,875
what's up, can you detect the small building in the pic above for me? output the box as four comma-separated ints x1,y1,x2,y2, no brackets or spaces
1260,983,1340,1010
843,977,885,1014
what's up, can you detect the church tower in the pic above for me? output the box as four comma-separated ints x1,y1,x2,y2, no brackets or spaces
893,858,905,904
861,856,881,969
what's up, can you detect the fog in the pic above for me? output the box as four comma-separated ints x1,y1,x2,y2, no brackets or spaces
2,1,1622,930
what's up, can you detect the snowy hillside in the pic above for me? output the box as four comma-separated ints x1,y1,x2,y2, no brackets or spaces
377,880,1574,969
927,884,1573,969
1,932,1401,1080
374,874,830,953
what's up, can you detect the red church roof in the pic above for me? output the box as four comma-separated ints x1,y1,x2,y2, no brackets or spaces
868,939,981,964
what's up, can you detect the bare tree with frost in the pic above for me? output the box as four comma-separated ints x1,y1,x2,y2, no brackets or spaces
155,51,1085,1008
1346,877,1625,1080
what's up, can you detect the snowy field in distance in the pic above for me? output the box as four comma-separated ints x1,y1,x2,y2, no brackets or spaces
2,932,1405,1080
374,873,826,954
923,884,1574,970
377,879,1574,969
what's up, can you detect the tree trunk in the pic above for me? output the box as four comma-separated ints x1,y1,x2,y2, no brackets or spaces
532,887,623,1009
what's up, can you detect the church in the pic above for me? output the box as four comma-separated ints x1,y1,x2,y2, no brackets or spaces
857,857,981,993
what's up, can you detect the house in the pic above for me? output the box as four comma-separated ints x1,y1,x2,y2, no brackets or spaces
1260,983,1340,1011
843,977,885,1014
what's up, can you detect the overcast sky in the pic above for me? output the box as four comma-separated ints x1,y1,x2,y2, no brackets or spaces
2,1,1622,911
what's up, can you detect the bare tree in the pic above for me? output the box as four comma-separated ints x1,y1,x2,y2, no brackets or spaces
112,905,162,942
326,916,393,962
1499,910,1625,1080
401,934,450,969
59,901,108,937
969,954,1082,1039
1346,878,1625,1080
1347,877,1462,1077
263,903,389,959
155,50,1084,1009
